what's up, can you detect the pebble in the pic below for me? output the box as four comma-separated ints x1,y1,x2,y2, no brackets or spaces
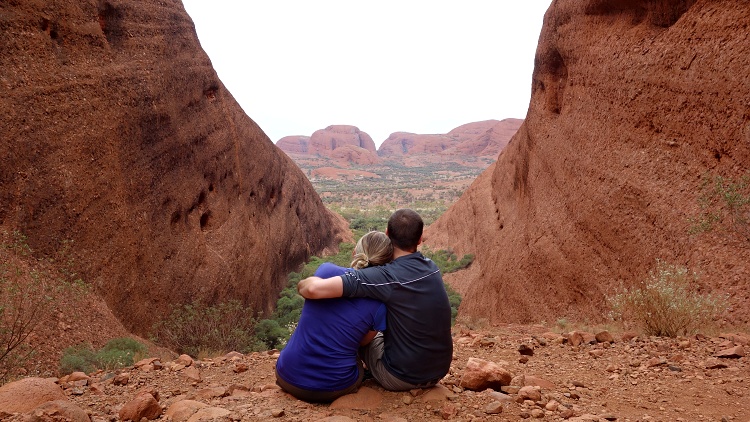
484,401,503,414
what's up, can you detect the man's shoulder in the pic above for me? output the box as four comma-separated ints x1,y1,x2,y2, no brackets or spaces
392,252,441,272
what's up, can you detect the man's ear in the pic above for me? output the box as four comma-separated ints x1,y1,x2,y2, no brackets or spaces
418,236,423,246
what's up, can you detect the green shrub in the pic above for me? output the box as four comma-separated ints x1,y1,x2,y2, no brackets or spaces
608,260,728,337
59,343,98,375
151,299,261,357
254,319,289,350
59,338,148,375
444,283,462,325
690,172,750,242
96,338,147,370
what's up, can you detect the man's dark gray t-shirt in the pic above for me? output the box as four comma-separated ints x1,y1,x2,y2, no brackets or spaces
341,252,453,385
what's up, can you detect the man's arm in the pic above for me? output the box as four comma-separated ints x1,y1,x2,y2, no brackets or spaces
297,275,344,299
360,330,378,346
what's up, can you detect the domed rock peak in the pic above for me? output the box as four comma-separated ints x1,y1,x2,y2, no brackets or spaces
308,125,377,155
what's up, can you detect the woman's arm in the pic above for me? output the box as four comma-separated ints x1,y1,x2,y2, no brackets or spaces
297,275,344,299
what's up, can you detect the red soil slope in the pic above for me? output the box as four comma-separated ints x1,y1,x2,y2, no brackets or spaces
426,0,750,325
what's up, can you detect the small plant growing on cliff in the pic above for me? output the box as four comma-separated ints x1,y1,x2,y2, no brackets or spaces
690,172,750,243
607,260,728,337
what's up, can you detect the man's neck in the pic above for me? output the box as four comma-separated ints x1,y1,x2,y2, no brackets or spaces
393,247,416,260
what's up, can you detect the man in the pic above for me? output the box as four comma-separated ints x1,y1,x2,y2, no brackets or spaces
298,209,453,391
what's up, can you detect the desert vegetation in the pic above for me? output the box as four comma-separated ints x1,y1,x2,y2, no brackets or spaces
306,160,486,221
150,299,264,358
0,231,89,382
690,172,750,243
59,338,147,375
607,259,729,337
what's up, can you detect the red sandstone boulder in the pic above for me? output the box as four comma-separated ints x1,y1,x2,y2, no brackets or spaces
0,378,66,414
459,358,513,391
28,400,91,422
715,345,745,359
118,391,162,421
164,400,208,422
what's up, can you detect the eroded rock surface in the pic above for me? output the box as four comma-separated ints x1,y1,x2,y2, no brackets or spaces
0,1,349,335
426,1,750,325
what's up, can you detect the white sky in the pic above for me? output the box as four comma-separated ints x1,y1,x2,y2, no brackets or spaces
181,1,551,146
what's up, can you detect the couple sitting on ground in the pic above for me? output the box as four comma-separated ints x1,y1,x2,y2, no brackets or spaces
275,208,453,402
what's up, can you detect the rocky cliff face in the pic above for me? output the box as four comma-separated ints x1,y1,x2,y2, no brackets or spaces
0,0,350,335
426,1,750,324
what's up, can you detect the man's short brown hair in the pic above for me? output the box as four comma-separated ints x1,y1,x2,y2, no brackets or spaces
387,209,423,252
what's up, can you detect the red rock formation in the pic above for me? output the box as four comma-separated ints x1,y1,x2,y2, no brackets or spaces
308,125,377,155
330,145,383,166
0,1,350,335
0,378,66,414
426,1,750,324
445,119,523,157
377,133,457,157
276,136,310,154
446,120,501,139
377,120,521,159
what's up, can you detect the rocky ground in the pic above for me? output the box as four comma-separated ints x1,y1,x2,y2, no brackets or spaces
1,324,747,422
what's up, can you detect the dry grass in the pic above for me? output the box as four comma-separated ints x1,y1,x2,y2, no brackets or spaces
607,260,729,337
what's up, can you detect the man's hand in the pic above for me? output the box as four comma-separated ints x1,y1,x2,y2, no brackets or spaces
297,276,344,299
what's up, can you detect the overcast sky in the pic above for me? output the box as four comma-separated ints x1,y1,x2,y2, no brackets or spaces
181,1,551,146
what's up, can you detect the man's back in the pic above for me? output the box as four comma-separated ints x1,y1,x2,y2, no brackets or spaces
341,252,452,384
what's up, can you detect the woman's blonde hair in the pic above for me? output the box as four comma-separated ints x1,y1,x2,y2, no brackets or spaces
350,231,393,269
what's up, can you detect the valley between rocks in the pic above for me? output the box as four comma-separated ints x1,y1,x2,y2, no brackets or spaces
8,324,747,422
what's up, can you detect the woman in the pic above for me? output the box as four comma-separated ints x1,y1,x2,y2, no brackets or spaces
275,231,393,402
